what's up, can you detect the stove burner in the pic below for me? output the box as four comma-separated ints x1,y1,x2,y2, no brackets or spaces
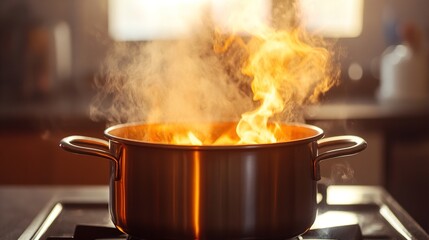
46,224,362,240
46,225,126,240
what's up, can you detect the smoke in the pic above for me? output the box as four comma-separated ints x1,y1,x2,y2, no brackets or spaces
91,19,254,126
90,1,338,131
330,162,356,184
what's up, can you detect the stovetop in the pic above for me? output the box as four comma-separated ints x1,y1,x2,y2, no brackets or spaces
19,185,429,240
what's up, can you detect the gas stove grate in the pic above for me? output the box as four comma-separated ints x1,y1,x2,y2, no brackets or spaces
21,185,429,240
45,224,364,240
46,225,127,240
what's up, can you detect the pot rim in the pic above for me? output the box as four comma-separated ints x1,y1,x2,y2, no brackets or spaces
104,122,325,150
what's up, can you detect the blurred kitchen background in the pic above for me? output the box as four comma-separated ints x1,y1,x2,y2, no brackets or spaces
1,0,429,231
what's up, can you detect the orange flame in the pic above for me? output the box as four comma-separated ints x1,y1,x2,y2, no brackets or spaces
169,26,336,145
235,29,334,144
173,131,203,145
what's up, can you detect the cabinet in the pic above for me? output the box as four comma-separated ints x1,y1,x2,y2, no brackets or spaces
0,119,109,185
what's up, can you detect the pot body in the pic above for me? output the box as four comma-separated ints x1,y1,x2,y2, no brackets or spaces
60,122,366,239
109,142,317,239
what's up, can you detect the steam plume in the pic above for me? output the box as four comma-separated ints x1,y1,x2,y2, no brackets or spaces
90,2,338,131
91,20,253,126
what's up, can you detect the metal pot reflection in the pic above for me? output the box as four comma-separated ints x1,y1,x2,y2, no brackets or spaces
60,122,366,239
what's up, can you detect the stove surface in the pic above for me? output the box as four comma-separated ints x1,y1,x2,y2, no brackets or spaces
44,223,362,240
19,185,429,240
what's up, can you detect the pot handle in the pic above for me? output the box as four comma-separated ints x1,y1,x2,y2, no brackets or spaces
60,136,120,180
313,135,367,180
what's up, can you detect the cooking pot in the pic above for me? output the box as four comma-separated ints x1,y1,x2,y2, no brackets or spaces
60,122,366,239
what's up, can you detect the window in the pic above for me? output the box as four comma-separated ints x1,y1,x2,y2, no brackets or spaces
299,0,364,38
108,0,364,41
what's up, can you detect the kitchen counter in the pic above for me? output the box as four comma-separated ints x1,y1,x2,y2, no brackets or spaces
0,186,108,240
1,185,428,239
305,100,429,130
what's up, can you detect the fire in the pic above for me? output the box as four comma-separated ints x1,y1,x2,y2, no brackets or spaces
235,29,334,144
170,27,335,145
172,131,203,145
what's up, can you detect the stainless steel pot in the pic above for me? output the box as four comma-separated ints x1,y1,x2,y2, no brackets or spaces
60,122,366,239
